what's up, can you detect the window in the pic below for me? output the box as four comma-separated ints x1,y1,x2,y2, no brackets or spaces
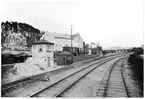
16,38,20,43
6,39,8,43
9,36,12,39
5,39,7,43
11,39,14,42
38,45,43,52
47,45,51,52
13,38,15,42
20,35,22,38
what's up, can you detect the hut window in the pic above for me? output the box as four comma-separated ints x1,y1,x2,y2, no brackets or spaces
37,45,42,52
47,45,51,52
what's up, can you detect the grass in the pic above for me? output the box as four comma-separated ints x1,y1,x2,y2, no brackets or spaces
128,53,143,95
73,54,100,63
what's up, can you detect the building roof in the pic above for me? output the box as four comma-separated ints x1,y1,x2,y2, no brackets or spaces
45,31,70,38
90,42,97,45
42,31,80,40
33,40,54,45
57,51,72,55
72,34,77,39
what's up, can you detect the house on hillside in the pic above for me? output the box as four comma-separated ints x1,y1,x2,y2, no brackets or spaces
2,32,27,50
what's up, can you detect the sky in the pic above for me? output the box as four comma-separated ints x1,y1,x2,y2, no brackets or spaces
0,0,144,49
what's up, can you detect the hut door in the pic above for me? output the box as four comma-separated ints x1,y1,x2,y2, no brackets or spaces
47,57,50,67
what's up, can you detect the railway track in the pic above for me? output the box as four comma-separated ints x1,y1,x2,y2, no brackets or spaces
101,58,130,97
30,56,123,97
1,65,72,96
2,54,121,97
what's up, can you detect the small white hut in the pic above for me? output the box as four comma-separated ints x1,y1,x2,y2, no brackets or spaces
30,39,54,70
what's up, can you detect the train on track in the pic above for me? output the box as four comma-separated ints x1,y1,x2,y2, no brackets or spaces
90,46,103,54
62,46,103,56
63,47,84,56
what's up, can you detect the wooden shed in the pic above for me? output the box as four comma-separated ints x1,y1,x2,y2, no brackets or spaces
56,51,73,65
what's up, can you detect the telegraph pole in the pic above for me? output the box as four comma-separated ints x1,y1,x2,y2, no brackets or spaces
71,25,73,63
143,1,144,47
71,25,73,51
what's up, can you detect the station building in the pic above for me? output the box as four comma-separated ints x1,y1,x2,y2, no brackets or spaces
40,31,84,52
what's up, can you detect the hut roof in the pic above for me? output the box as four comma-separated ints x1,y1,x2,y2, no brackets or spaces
33,40,54,45
57,51,72,55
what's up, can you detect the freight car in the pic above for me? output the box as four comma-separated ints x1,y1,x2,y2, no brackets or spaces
90,48,98,54
90,46,102,54
63,47,84,56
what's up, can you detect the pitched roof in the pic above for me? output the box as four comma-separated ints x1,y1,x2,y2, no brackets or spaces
57,51,72,55
33,39,54,45
72,34,77,39
90,42,97,45
45,31,70,38
42,31,80,40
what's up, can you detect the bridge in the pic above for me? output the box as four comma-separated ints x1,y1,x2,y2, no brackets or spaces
103,47,132,53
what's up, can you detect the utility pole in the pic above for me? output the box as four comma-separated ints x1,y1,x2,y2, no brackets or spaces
71,25,73,52
71,25,73,64
143,1,144,48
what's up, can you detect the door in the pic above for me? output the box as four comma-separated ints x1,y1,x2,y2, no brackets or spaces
47,57,50,67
